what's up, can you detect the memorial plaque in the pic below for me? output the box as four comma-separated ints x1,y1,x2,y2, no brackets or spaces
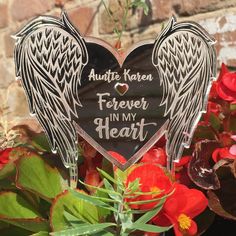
13,12,216,183
77,39,167,169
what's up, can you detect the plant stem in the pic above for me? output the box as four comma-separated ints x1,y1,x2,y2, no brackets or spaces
101,0,114,22
118,0,130,42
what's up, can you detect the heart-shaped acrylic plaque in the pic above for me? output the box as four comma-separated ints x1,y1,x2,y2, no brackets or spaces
14,12,216,176
76,38,167,169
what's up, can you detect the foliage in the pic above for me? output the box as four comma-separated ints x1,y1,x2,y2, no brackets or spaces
2,63,236,235
101,0,149,48
0,142,172,235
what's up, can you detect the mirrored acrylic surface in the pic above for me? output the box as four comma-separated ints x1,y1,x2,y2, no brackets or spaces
76,39,168,168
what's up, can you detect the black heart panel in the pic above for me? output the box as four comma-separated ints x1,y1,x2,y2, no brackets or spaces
75,40,168,168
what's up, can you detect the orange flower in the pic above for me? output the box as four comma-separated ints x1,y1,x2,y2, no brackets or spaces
152,184,208,236
125,163,173,210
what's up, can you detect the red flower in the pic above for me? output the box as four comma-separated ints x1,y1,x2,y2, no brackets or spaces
0,148,12,169
84,168,101,192
80,141,97,159
175,156,191,186
154,136,166,147
141,149,190,169
216,63,236,103
79,141,102,178
219,132,233,146
108,151,127,172
108,151,127,165
212,145,236,162
125,163,173,210
141,148,167,166
203,101,221,123
152,184,208,236
209,81,218,100
175,156,191,168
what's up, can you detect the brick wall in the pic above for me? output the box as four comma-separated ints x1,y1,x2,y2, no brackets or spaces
1,0,236,124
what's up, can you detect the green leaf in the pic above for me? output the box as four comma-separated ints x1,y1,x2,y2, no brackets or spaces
230,104,236,111
125,190,163,197
0,161,15,180
63,212,114,236
94,189,112,219
127,178,140,194
229,115,236,132
135,198,165,224
0,225,32,236
79,180,122,198
31,231,50,236
113,28,121,37
0,191,49,232
70,189,117,213
50,190,99,232
64,211,87,227
32,133,51,152
209,113,221,131
87,195,118,203
125,209,152,214
131,223,171,233
128,193,167,205
0,178,16,190
0,221,9,229
93,232,114,236
103,179,121,201
193,125,215,140
128,199,161,205
97,168,118,185
101,158,114,178
130,0,149,15
114,168,128,187
120,212,133,233
16,155,65,200
50,223,116,236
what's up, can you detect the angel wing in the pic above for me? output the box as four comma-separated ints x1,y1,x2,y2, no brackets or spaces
14,12,88,187
152,17,216,169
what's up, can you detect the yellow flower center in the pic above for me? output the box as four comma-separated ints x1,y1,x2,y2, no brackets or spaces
177,214,191,230
150,186,161,197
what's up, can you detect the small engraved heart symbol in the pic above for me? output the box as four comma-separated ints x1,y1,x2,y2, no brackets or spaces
114,82,129,96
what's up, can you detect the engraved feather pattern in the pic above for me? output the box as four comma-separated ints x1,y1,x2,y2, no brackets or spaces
152,18,216,165
14,12,88,182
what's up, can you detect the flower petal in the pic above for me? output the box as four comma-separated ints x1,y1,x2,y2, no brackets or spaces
229,145,236,155
164,184,208,219
141,148,167,166
188,219,198,235
222,72,236,92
